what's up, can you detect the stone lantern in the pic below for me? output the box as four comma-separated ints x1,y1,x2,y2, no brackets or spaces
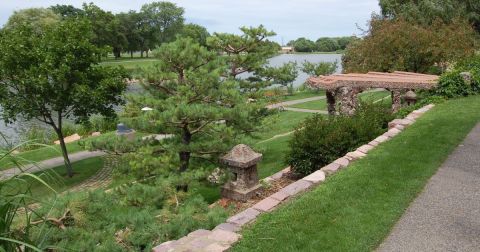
221,144,263,202
404,90,417,106
116,123,136,141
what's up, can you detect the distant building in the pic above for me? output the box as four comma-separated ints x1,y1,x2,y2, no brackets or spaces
280,46,294,54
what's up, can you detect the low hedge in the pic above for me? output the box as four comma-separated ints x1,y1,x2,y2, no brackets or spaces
286,103,393,176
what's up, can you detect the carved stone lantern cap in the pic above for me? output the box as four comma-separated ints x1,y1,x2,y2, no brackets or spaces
405,90,417,100
221,144,262,168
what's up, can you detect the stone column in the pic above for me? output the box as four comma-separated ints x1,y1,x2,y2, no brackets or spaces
338,87,360,116
391,89,402,113
326,90,336,116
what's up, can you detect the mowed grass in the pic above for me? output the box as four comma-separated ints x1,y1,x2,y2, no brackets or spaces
232,95,480,252
290,90,391,110
101,58,159,71
5,157,104,200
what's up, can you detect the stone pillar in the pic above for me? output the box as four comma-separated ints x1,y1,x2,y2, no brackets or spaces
326,90,336,116
338,87,360,116
221,144,263,202
460,72,472,85
391,89,402,113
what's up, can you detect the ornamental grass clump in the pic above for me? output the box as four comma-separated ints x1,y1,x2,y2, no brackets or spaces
286,103,392,176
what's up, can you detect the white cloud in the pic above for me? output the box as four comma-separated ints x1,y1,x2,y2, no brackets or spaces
0,0,380,43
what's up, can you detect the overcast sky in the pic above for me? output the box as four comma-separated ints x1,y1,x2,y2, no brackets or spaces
0,0,380,43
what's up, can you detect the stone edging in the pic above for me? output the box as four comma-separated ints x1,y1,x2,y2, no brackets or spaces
152,104,435,252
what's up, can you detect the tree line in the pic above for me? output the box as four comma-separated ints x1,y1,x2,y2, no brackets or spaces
3,2,208,59
287,36,357,53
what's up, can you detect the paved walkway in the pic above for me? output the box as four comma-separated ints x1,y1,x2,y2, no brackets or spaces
0,150,105,180
284,107,329,114
378,123,480,252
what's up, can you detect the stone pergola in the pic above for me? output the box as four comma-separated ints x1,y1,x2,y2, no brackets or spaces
307,71,439,115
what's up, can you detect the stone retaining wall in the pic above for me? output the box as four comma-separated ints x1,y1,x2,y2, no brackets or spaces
152,104,435,252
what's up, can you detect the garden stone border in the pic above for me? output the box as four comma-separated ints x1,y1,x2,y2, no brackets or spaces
152,104,435,252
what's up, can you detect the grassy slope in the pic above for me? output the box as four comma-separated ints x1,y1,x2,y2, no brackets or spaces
7,157,104,200
232,95,480,252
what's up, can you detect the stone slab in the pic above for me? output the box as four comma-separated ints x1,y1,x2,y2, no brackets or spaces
214,222,240,233
345,151,366,160
368,140,380,147
374,135,390,143
188,229,211,238
153,241,176,252
252,197,281,212
394,124,405,131
204,243,230,252
208,229,241,244
227,208,260,226
357,144,374,154
279,179,312,196
270,190,289,201
383,128,401,138
333,157,349,168
302,170,326,184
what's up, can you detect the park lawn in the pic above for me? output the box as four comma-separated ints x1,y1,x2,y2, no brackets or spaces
232,95,480,252
100,58,159,71
0,132,117,171
254,111,311,141
7,157,104,200
290,90,391,110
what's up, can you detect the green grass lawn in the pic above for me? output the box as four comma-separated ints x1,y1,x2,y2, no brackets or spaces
101,58,159,71
232,95,480,252
290,90,391,110
6,157,104,200
0,132,117,171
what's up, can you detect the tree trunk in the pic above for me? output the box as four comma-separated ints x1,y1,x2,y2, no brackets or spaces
140,50,144,58
326,90,336,116
146,50,149,58
130,51,133,58
54,128,74,178
179,126,191,173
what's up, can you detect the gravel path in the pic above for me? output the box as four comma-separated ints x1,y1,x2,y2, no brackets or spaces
266,96,326,109
377,123,480,252
0,150,106,180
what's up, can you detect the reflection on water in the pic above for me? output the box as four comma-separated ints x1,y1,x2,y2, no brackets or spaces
0,54,341,144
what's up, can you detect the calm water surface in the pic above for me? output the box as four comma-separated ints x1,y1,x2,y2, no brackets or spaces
0,53,341,144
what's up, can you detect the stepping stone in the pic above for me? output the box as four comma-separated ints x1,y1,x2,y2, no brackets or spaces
368,140,381,147
204,243,230,252
227,208,260,226
345,151,366,160
279,180,312,196
333,157,350,168
394,124,405,131
152,241,177,252
208,229,241,244
374,135,390,143
188,229,211,238
270,191,289,201
252,197,281,212
214,223,241,233
357,144,374,154
383,128,401,138
302,170,326,184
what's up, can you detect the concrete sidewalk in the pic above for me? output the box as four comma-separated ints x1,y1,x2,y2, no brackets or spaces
377,123,480,252
0,150,105,180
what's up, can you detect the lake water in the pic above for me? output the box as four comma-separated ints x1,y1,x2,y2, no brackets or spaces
0,53,342,145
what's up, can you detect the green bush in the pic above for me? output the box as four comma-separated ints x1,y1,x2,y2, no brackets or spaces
434,70,471,98
286,103,392,176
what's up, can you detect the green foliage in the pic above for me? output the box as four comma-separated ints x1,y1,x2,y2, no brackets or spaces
343,17,477,74
3,8,60,32
301,61,338,76
290,37,316,52
286,103,392,176
262,62,299,95
287,36,356,52
179,23,210,46
140,1,185,48
117,38,267,177
0,19,127,177
434,71,471,98
0,144,56,251
379,0,480,33
32,175,227,251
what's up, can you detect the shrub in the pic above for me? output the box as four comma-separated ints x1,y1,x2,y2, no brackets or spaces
286,103,392,176
434,70,471,98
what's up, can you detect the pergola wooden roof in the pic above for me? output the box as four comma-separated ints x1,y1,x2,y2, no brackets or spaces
307,71,439,90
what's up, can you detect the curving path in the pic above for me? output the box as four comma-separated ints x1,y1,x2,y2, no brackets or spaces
0,151,105,180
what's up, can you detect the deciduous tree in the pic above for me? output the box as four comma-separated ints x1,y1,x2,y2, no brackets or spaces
0,20,127,177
